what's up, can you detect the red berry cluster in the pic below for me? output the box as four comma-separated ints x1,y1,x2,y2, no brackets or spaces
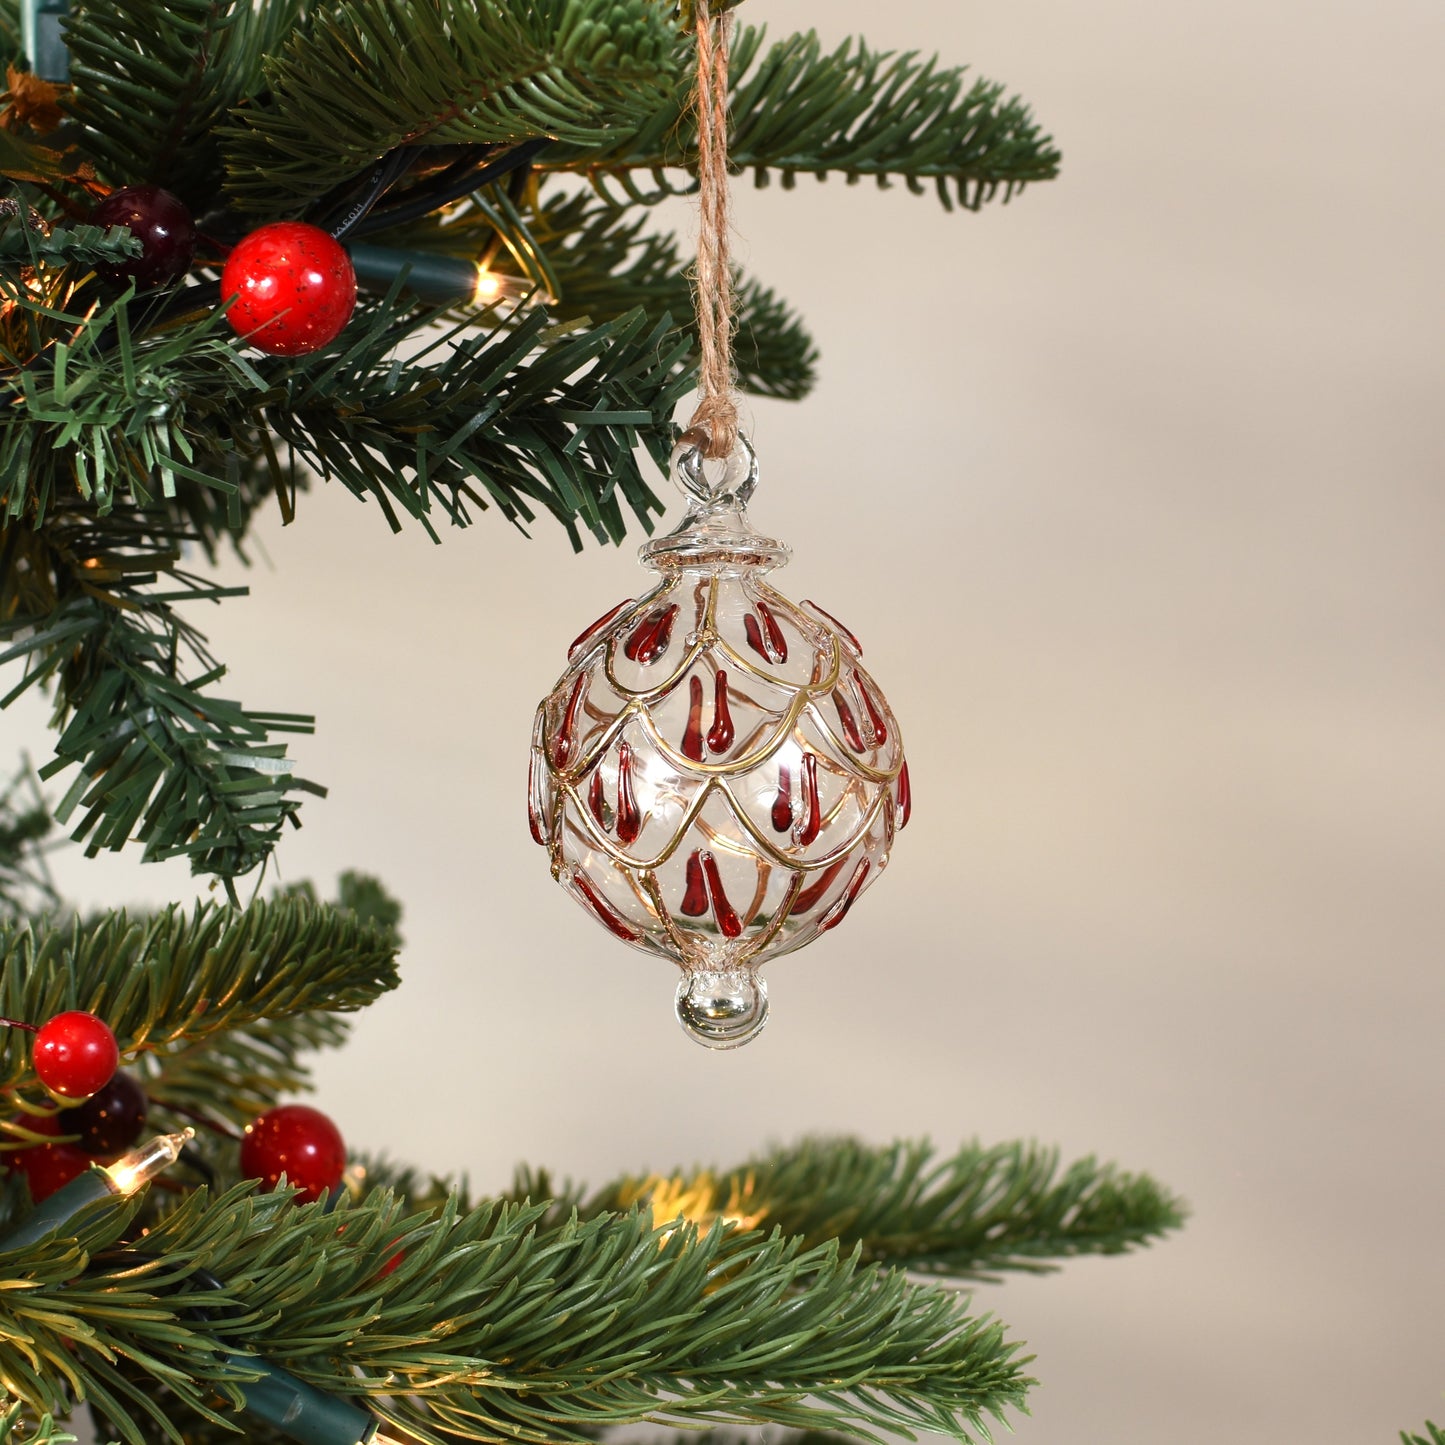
6,1012,147,1202
89,183,358,357
6,1009,351,1212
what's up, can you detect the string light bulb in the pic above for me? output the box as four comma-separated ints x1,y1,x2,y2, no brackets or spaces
472,268,538,305
101,1127,194,1196
0,1128,193,1252
345,243,544,308
638,1171,764,1238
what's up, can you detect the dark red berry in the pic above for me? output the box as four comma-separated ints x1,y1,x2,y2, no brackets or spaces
90,185,196,290
8,1142,91,1201
221,222,356,356
70,1070,147,1157
33,1011,119,1099
240,1104,346,1203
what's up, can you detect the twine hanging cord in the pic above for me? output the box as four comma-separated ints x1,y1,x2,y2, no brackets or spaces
687,0,740,462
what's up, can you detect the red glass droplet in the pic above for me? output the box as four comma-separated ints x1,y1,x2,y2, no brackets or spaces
833,691,865,751
644,605,679,662
707,669,735,753
854,670,888,745
681,850,709,916
553,675,586,768
575,873,641,942
796,751,822,846
897,759,912,828
681,675,705,761
568,598,633,659
757,600,788,662
527,750,547,845
788,857,846,915
623,603,679,664
803,599,863,656
615,741,642,844
623,611,657,662
819,858,872,934
588,769,607,827
743,612,770,663
771,760,793,833
700,851,743,938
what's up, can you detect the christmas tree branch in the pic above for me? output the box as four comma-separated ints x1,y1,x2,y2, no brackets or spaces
0,1402,75,1445
1,1185,1032,1445
0,220,140,270
528,193,818,402
143,1009,348,1139
220,0,684,213
552,1137,1186,1283
0,761,59,919
2,236,689,549
0,204,683,555
1403,1424,1445,1445
0,269,269,523
0,892,400,1097
136,878,398,1133
64,0,295,202
257,292,691,548
0,525,321,882
554,26,1060,211
382,188,817,402
731,1137,1187,1278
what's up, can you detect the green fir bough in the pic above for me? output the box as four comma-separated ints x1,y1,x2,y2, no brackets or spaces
0,8,1191,1445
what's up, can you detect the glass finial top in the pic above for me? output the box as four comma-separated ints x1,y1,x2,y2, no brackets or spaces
641,431,790,572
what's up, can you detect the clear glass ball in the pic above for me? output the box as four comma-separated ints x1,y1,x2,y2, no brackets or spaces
528,437,910,1048
675,969,769,1049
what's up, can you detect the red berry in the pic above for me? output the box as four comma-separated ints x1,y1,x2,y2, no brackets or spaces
70,1070,148,1157
7,1109,62,1141
221,222,356,356
8,1142,92,1201
33,1011,119,1099
240,1104,346,1203
90,185,196,289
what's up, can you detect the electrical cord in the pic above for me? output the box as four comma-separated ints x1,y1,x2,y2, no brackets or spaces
350,138,549,238
92,1247,397,1445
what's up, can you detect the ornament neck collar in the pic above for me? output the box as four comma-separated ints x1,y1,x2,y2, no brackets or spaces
641,432,790,573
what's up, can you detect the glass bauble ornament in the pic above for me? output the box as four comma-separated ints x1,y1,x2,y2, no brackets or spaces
529,434,911,1049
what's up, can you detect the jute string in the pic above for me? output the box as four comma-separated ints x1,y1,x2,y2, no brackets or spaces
687,0,739,461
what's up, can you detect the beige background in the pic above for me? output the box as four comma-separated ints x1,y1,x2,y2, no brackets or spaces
5,0,1444,1439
